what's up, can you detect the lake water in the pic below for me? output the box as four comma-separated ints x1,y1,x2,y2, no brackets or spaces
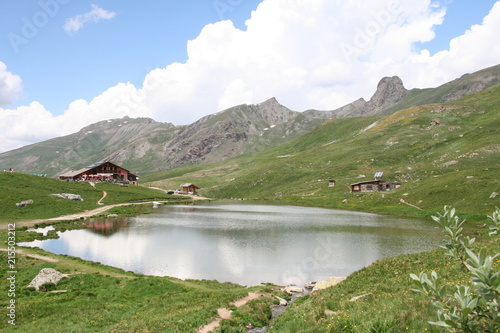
19,202,442,286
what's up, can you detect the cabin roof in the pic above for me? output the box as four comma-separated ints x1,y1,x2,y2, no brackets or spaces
59,161,136,178
350,180,401,186
180,183,200,188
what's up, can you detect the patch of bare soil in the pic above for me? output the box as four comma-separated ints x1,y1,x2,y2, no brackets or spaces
197,292,262,333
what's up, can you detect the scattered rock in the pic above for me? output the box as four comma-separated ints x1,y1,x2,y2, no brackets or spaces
429,119,440,127
442,160,459,167
490,192,499,199
49,290,67,294
324,309,339,316
350,293,372,302
107,214,118,218
27,268,64,291
342,199,348,204
283,286,304,294
52,193,83,201
304,281,316,289
153,201,162,208
357,174,366,178
16,199,34,207
312,277,345,292
275,296,288,306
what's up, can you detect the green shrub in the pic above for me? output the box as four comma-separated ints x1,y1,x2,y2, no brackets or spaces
411,206,500,332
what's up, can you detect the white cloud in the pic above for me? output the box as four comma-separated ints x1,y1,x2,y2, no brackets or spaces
406,1,500,88
63,4,116,34
1,0,500,154
0,62,23,106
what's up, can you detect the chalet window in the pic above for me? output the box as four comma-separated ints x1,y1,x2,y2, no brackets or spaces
366,185,373,190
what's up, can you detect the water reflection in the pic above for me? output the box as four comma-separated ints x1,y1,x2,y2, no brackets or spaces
86,217,129,236
19,203,442,286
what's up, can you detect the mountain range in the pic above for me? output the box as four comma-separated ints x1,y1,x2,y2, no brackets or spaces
1,64,499,177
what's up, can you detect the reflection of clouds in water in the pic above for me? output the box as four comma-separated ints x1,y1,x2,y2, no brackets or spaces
218,238,245,277
18,204,442,285
27,226,55,236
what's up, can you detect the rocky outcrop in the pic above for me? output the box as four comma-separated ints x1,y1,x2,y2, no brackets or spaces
52,193,83,201
367,76,408,112
312,277,345,292
443,81,487,102
332,76,408,118
16,199,34,207
27,268,64,291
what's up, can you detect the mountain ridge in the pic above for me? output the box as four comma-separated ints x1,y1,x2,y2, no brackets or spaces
1,64,499,176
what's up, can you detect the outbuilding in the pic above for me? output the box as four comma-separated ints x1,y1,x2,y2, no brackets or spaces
351,180,401,193
180,183,200,194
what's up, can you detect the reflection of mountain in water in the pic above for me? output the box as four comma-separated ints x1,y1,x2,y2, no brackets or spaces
86,217,129,236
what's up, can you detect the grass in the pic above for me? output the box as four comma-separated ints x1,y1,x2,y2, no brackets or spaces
0,173,190,224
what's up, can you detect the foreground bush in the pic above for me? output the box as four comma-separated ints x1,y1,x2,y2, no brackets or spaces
411,206,500,332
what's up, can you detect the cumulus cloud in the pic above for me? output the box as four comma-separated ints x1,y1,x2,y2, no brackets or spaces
2,0,500,153
63,4,116,34
0,62,23,106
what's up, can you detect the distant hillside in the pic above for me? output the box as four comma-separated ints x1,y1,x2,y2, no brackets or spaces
1,64,499,177
0,117,175,177
318,63,500,118
143,83,500,217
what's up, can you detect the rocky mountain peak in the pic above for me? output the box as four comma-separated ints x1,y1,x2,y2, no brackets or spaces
368,76,408,111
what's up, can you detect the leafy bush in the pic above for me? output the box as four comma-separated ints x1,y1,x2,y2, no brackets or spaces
411,206,500,332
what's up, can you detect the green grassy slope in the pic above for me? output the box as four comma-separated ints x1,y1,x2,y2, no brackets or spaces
143,84,500,219
0,173,182,223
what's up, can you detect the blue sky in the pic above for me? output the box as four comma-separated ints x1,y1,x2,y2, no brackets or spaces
0,0,499,153
1,0,263,114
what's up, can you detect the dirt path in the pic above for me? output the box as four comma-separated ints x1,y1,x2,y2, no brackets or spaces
97,191,108,205
198,292,262,333
1,202,152,229
399,198,423,210
0,248,59,263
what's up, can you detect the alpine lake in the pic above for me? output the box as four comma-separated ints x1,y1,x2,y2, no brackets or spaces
19,202,442,286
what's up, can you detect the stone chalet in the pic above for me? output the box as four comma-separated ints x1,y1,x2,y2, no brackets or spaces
351,180,401,193
59,161,138,184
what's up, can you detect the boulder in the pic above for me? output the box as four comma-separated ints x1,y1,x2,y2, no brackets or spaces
27,268,64,291
312,277,345,292
324,309,339,316
275,296,288,306
283,286,304,294
52,193,83,201
16,199,34,207
350,293,372,302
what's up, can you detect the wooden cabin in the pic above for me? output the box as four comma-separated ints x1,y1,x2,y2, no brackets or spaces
59,161,138,184
351,180,401,193
180,183,200,194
